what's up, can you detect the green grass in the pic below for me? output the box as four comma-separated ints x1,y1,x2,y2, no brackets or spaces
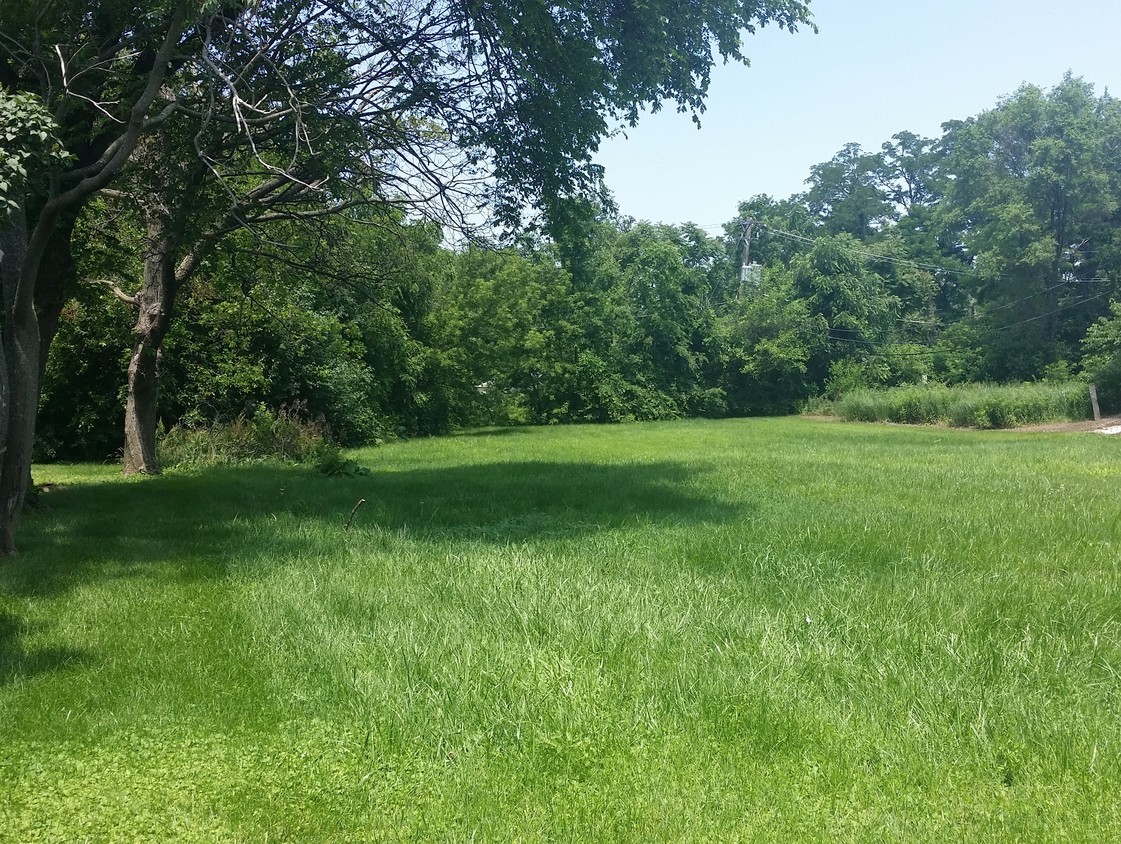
830,381,1094,428
2,418,1120,841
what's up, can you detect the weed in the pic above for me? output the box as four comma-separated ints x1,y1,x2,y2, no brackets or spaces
831,381,1093,428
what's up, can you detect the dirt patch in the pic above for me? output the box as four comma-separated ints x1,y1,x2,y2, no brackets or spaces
803,413,1121,434
998,416,1121,434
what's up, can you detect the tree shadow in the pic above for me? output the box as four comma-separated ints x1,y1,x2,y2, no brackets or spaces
7,458,743,599
0,610,88,687
451,427,530,438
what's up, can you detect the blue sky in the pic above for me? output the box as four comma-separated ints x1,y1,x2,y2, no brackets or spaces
593,0,1121,228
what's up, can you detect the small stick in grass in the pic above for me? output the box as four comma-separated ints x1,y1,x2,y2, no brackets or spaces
344,498,366,531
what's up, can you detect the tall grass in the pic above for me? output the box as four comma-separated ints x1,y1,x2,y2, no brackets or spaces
2,419,1120,841
831,381,1093,428
158,403,331,468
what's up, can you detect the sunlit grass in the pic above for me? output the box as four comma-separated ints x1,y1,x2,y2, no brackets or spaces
2,418,1120,840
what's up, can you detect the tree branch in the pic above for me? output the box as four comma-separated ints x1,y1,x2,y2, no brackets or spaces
84,278,139,307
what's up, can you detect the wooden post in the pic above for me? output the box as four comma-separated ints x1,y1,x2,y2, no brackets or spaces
737,218,755,301
1089,384,1102,421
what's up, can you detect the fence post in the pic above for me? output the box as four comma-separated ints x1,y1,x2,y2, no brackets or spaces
1089,384,1102,422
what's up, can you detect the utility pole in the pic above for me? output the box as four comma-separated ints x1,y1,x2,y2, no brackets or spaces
737,217,756,301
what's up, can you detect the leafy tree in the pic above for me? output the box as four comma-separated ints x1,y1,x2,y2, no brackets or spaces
0,0,814,542
432,246,578,425
1079,300,1121,412
618,231,711,409
718,267,827,414
803,143,895,240
42,209,450,456
938,75,1121,378
875,131,942,215
789,234,898,383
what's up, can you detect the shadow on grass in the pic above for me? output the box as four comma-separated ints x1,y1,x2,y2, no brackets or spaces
451,427,531,438
6,459,742,599
0,611,88,687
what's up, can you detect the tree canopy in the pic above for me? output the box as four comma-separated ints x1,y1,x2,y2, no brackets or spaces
0,0,816,549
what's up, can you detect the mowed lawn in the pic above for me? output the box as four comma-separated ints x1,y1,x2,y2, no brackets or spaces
1,418,1119,841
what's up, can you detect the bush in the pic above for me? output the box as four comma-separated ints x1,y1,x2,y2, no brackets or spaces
158,403,332,469
1081,301,1121,414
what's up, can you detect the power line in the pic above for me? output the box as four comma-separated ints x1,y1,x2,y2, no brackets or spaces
696,218,1115,287
989,288,1113,329
896,279,1096,331
825,289,1115,357
755,223,978,277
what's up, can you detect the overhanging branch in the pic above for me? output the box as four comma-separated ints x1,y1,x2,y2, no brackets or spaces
84,278,139,307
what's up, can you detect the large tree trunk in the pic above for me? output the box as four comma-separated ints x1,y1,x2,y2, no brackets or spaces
0,7,189,552
0,223,18,521
0,204,40,554
122,335,164,475
21,211,80,505
122,223,177,475
34,211,79,385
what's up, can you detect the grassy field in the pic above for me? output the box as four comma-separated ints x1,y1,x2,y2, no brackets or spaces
1,418,1119,841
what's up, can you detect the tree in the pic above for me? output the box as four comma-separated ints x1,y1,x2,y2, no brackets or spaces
0,0,814,549
718,267,827,414
789,234,899,389
432,246,578,425
1079,300,1121,413
803,143,895,240
1,3,196,550
39,210,448,458
938,75,1121,379
875,131,942,215
0,91,70,552
617,228,714,410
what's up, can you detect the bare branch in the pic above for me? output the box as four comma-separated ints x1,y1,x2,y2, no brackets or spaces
84,278,139,307
43,3,190,213
55,44,125,123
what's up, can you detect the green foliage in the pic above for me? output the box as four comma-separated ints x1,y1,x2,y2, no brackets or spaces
0,91,70,216
833,381,1092,428
35,292,132,462
313,444,371,477
427,219,728,427
823,345,934,400
40,211,451,460
937,75,1121,379
931,324,989,384
430,246,575,426
157,404,330,469
718,269,827,414
1080,300,1121,413
32,74,1121,462
803,142,895,239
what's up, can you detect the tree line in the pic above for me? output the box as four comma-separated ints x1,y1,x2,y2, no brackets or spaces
0,0,814,551
35,73,1121,467
3,3,1120,552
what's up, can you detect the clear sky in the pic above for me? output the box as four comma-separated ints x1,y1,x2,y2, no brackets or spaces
593,0,1121,228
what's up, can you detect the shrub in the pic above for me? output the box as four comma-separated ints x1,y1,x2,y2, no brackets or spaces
313,444,371,477
1081,301,1121,414
158,403,332,469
